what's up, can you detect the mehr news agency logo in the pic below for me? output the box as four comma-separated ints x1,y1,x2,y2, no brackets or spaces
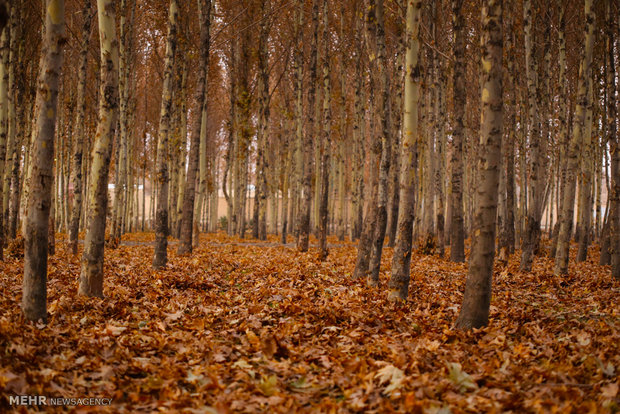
9,395,113,407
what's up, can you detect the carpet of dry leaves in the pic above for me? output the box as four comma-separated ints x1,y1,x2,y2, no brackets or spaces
0,232,619,413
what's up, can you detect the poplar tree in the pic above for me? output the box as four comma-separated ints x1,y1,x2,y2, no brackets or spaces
78,0,120,297
388,0,422,301
153,0,179,269
456,0,503,329
22,0,65,321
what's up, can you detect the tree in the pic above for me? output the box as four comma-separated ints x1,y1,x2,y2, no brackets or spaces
554,0,595,276
22,0,65,321
111,0,136,246
68,0,93,255
456,0,503,329
317,0,331,261
152,0,179,269
367,0,392,285
449,0,466,263
297,0,318,253
352,0,381,279
255,0,271,241
177,0,212,255
78,0,120,297
0,15,8,260
387,0,421,301
607,0,619,279
520,0,545,272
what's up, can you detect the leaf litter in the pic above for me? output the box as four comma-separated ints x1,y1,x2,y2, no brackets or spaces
0,231,618,412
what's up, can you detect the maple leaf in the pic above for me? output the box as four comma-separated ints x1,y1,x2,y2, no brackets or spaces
232,359,249,368
447,362,478,393
185,370,205,384
165,310,184,322
257,375,278,396
375,364,405,396
104,323,127,336
601,382,618,399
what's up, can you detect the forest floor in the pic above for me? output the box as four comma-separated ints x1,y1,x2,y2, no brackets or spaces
0,232,619,413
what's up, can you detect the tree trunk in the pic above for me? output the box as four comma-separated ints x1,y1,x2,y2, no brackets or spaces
576,77,594,263
449,0,466,263
388,0,421,301
177,0,211,255
22,0,64,321
351,23,365,241
152,0,178,269
78,0,120,297
368,0,392,285
318,0,331,261
607,0,619,279
520,0,544,272
499,9,516,261
297,0,318,252
554,0,595,276
456,0,502,329
69,0,92,254
0,22,8,258
256,0,270,241
550,0,568,260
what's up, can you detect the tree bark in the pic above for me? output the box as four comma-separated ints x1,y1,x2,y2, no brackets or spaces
368,0,392,285
449,0,466,263
78,0,120,297
456,0,503,329
317,0,331,261
520,0,544,272
177,0,211,255
22,0,64,321
550,0,568,260
554,0,595,276
255,0,270,241
152,0,178,269
297,0,318,252
498,9,516,261
0,21,8,259
69,0,92,254
607,0,619,279
387,0,421,301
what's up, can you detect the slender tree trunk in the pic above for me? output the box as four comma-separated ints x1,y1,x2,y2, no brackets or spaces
152,0,178,269
499,11,516,261
297,0,318,252
0,22,8,258
368,0,392,285
281,128,291,244
550,0,568,259
388,0,421,301
69,0,92,254
351,25,365,241
456,0,503,329
576,78,594,262
22,0,64,321
607,0,619,279
174,62,187,237
192,96,208,246
256,0,270,241
554,0,595,276
194,37,211,246
7,44,21,241
78,0,120,297
177,0,211,254
449,0,466,263
520,0,544,271
318,0,331,261
433,6,446,258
